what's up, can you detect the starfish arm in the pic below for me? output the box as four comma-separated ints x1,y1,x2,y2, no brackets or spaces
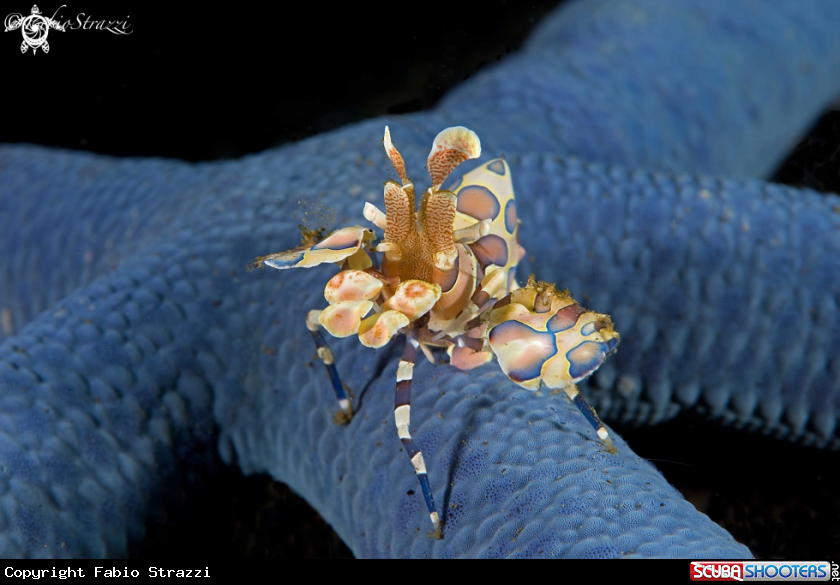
0,141,755,558
440,0,840,180
513,154,840,448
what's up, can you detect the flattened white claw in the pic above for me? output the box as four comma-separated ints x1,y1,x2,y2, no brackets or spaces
358,310,409,348
301,226,375,267
319,300,374,337
261,249,306,270
448,345,494,371
383,280,442,321
324,270,383,303
258,226,375,271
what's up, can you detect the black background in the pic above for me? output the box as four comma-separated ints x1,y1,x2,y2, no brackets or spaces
2,1,839,559
1,2,557,159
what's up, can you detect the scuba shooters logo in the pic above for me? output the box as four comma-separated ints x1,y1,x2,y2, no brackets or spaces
4,4,131,54
690,561,836,582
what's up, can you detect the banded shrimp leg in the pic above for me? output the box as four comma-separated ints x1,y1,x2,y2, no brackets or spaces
394,329,443,539
305,309,354,424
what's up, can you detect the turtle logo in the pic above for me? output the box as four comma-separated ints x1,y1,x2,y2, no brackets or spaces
4,5,65,54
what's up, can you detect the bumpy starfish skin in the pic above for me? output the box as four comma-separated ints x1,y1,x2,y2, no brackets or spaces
1,0,839,558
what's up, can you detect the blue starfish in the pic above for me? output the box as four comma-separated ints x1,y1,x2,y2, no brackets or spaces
1,0,839,558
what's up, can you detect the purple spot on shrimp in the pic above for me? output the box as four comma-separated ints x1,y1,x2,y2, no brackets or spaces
505,199,517,234
489,320,557,382
487,160,506,175
567,341,608,379
457,185,500,221
470,234,509,267
581,321,598,336
546,303,587,333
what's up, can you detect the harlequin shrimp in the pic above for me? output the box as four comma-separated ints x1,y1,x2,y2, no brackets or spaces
249,126,620,538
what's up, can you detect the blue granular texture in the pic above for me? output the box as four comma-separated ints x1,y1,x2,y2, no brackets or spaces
2,0,840,558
